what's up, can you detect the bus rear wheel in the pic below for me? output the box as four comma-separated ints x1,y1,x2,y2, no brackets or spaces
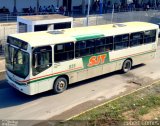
53,77,68,94
122,59,132,73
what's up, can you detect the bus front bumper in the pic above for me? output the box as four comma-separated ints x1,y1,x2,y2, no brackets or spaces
6,74,33,95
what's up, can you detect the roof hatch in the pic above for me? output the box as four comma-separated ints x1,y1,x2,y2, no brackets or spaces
113,23,127,28
48,30,64,34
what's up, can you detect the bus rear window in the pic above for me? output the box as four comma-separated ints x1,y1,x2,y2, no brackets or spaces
7,36,28,50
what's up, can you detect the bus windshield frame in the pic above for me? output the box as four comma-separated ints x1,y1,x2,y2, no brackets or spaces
5,43,30,79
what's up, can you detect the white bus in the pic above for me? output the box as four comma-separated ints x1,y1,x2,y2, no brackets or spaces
5,22,159,95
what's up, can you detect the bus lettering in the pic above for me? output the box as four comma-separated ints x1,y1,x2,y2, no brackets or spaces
88,54,107,67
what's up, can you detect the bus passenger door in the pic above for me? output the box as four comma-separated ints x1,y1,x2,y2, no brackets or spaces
32,46,53,93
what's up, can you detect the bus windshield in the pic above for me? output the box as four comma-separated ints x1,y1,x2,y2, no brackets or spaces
5,44,29,78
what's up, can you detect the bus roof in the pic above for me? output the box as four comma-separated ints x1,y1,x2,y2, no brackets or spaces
9,22,159,47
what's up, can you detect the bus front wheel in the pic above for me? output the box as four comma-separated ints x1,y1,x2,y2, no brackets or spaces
53,77,68,94
122,59,132,73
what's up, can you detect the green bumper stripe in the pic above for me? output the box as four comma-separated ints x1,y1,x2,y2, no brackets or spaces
26,50,156,85
28,68,83,84
28,75,58,84
74,34,104,41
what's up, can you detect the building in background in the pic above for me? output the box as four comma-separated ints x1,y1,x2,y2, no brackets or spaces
0,0,159,15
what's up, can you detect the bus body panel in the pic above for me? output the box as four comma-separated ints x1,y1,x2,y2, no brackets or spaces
6,43,157,95
36,77,56,94
77,69,88,82
102,62,117,74
87,65,103,79
5,22,159,95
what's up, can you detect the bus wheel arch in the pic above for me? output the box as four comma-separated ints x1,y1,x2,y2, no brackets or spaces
122,58,132,73
53,75,69,94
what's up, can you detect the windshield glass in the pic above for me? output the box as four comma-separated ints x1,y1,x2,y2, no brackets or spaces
5,44,29,78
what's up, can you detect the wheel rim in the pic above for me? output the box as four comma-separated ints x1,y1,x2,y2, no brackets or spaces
57,80,66,92
124,61,131,72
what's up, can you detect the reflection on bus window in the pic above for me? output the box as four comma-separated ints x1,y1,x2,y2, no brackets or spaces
114,34,129,50
32,46,52,76
144,30,156,44
54,42,74,62
130,32,144,47
5,45,29,78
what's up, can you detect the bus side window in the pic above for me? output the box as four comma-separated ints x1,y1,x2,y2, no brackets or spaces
86,39,95,55
114,34,129,50
32,46,52,76
75,41,87,58
144,30,156,44
76,39,96,58
54,42,74,62
130,32,144,47
105,36,113,51
95,38,106,53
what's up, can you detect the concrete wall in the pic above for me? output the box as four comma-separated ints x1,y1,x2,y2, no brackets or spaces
0,23,17,40
0,10,160,41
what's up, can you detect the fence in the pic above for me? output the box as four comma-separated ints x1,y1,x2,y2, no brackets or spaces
74,10,160,27
1,8,160,22
0,10,160,57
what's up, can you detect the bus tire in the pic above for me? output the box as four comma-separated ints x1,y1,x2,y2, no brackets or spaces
122,59,132,73
53,77,68,94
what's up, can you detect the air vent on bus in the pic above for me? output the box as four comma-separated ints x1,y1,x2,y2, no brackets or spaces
113,23,126,28
48,30,64,34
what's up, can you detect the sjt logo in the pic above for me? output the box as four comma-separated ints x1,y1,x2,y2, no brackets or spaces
88,54,106,67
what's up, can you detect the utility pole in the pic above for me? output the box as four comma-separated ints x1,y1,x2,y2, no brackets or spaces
154,0,157,9
14,0,16,7
86,0,90,26
37,0,39,14
111,4,114,23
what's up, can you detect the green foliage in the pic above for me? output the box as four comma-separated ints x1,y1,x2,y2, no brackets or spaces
73,83,160,123
138,107,149,115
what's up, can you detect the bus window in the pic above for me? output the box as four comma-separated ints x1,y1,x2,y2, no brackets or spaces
94,37,113,53
54,42,74,62
114,34,129,50
86,39,95,55
75,40,94,58
105,36,113,51
144,30,156,44
95,38,106,53
32,46,52,76
130,32,144,47
76,41,86,58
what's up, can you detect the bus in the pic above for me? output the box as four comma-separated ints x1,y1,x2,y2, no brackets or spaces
5,22,159,95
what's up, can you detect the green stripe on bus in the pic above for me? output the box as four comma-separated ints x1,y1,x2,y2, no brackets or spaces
28,67,84,84
28,74,58,84
26,50,155,85
74,34,105,41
